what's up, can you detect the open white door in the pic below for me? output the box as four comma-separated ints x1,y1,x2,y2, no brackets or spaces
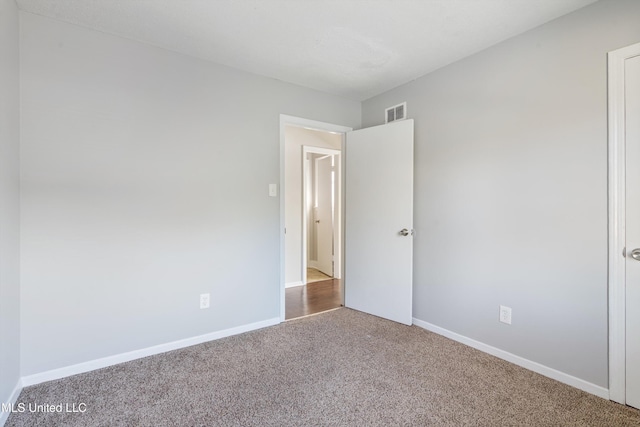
625,53,640,410
345,119,413,325
609,42,640,408
316,155,334,277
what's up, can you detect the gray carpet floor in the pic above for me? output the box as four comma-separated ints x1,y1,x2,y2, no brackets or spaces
7,308,640,426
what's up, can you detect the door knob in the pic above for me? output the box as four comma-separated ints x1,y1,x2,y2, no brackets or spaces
399,228,409,236
631,248,640,261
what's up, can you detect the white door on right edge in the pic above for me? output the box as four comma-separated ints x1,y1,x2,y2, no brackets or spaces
625,53,640,410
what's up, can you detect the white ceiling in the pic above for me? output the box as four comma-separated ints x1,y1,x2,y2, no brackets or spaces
16,0,597,101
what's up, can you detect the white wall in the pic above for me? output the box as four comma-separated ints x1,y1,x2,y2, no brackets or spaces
362,0,640,388
0,0,21,409
19,12,360,376
284,126,340,286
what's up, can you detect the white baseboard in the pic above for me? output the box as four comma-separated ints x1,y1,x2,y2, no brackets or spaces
285,281,304,288
0,379,24,427
412,318,610,400
21,317,281,387
308,261,319,270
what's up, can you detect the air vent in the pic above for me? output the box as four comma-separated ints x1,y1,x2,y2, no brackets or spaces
385,102,407,123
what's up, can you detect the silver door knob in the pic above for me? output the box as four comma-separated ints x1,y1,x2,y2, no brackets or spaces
631,248,640,261
399,228,409,236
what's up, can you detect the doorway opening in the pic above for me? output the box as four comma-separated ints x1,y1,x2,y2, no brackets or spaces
304,148,340,283
287,146,341,320
280,116,351,321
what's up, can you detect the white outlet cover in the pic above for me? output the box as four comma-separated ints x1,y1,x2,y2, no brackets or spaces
200,293,210,309
499,305,512,325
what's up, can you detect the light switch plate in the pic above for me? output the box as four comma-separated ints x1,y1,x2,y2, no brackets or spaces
269,184,278,197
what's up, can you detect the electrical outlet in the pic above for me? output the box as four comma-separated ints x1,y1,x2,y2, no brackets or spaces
499,305,512,325
200,293,210,309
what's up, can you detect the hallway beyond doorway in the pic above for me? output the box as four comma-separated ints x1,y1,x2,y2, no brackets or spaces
285,278,342,320
307,267,332,283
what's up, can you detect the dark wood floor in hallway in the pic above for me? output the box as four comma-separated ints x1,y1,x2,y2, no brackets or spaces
285,279,342,320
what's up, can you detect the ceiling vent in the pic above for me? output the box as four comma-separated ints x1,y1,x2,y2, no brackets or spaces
385,102,407,123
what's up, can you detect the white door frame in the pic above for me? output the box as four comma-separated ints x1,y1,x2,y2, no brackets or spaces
280,115,352,321
302,147,341,284
608,41,640,404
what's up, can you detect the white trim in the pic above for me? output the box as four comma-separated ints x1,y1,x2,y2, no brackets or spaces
280,115,353,134
0,380,23,427
21,317,280,387
303,146,341,156
279,115,352,322
608,41,640,405
284,307,342,322
285,281,304,288
413,318,610,400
